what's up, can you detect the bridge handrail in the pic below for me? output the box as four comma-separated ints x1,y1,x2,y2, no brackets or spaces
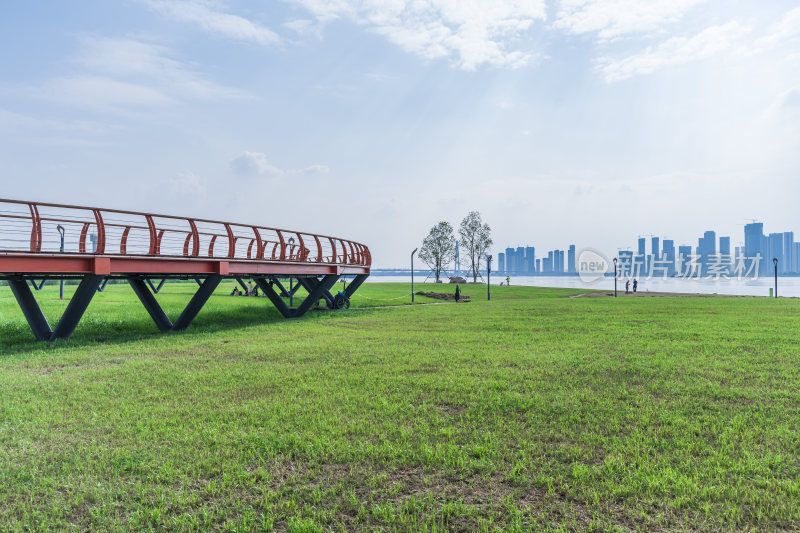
0,199,370,267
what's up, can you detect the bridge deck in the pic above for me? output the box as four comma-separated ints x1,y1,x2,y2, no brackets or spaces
0,199,371,341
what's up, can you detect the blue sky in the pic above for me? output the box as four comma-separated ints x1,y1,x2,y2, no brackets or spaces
1,0,798,266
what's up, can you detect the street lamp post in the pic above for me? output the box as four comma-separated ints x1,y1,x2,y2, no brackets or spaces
773,257,778,298
57,225,65,300
486,254,492,301
613,257,618,298
411,248,418,303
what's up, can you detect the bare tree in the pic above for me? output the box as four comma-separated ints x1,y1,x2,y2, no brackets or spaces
419,221,456,283
459,211,493,282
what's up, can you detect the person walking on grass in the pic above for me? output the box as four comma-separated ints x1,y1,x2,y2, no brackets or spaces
633,279,638,293
455,284,461,302
506,275,510,286
625,280,630,294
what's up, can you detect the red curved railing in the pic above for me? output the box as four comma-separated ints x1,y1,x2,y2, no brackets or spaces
0,199,371,267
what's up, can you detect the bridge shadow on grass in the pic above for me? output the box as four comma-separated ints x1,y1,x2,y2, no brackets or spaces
0,293,377,356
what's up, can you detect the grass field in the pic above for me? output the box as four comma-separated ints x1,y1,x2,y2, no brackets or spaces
1,281,799,531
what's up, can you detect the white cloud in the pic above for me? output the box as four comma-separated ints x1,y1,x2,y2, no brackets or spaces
755,7,800,51
144,0,279,45
599,21,748,82
291,164,330,175
0,108,109,135
169,170,207,196
229,151,329,177
290,0,546,70
283,18,323,39
230,151,284,176
35,36,246,113
553,0,709,40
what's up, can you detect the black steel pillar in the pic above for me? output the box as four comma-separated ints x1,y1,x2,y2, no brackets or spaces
344,274,369,299
8,277,53,341
128,277,174,333
51,275,105,340
145,278,166,294
172,274,222,331
293,275,339,317
297,277,334,309
254,278,293,318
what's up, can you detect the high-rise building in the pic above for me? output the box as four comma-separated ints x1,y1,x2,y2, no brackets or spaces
662,239,675,261
498,253,505,273
662,239,676,275
783,232,794,274
544,251,554,274
555,250,565,273
515,246,525,273
567,245,576,274
505,247,515,273
768,233,784,270
525,246,536,274
678,245,693,275
651,237,660,260
638,238,646,255
744,222,764,259
698,231,716,258
719,236,730,256
795,243,800,275
536,258,541,273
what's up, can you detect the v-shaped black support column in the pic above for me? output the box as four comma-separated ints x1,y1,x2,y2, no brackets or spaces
296,277,335,309
8,275,105,341
254,274,339,318
344,274,369,298
128,275,222,333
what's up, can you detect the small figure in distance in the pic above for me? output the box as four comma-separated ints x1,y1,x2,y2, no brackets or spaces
506,275,511,286
247,281,254,296
230,286,238,296
625,280,630,294
253,286,259,297
633,279,638,293
455,284,461,302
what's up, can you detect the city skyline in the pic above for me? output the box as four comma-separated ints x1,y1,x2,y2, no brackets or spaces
492,219,800,276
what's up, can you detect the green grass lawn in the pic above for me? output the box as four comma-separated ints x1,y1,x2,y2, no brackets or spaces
1,281,799,531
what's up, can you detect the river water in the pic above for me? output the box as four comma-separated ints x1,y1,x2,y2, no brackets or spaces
364,274,799,297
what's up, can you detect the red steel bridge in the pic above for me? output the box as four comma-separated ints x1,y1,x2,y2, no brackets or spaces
0,199,371,341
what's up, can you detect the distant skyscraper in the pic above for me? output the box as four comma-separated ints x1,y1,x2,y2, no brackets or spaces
769,233,784,271
794,243,800,275
701,231,716,257
505,247,515,273
638,238,646,255
555,250,565,273
783,232,794,274
515,246,525,273
678,245,692,275
651,237,660,260
567,245,576,274
498,252,505,273
719,236,730,256
525,246,536,274
662,239,676,275
536,258,541,273
744,222,764,259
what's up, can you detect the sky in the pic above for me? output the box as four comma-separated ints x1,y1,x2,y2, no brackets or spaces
1,0,798,267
